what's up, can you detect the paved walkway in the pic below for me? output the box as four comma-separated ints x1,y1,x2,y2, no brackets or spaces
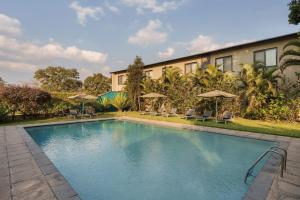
0,117,299,200
0,126,80,200
267,138,300,200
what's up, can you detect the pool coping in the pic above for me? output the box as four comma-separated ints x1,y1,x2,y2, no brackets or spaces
0,116,299,200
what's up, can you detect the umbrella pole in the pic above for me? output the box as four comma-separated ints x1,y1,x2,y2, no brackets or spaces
138,97,140,112
82,101,85,115
215,98,218,122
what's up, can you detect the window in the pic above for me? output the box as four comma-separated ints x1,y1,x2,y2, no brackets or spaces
185,62,198,74
215,56,232,72
118,75,126,85
254,48,277,67
144,70,153,78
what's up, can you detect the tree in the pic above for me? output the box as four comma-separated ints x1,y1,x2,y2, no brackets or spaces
0,77,4,86
239,63,280,119
288,0,300,25
34,66,82,92
126,56,144,110
0,85,52,119
84,73,111,95
279,38,300,72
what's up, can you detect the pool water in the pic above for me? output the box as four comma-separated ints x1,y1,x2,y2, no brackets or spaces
27,120,274,200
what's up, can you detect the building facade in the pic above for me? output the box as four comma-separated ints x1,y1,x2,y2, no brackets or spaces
111,33,299,91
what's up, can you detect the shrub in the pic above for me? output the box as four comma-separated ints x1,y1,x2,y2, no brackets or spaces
97,97,111,112
49,99,72,116
110,93,129,112
0,102,9,121
0,85,52,119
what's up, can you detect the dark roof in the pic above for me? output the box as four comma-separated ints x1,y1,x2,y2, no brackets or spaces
110,32,298,74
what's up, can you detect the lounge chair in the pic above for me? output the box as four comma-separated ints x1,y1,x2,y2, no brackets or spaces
140,106,152,115
181,109,196,119
84,107,96,118
217,111,233,124
163,108,178,117
196,111,213,121
151,105,166,116
69,109,78,119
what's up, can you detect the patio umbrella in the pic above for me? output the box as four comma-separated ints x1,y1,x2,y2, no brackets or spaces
198,90,237,121
138,93,167,111
68,93,97,114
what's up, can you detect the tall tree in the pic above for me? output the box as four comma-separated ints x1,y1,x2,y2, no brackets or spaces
126,56,144,110
84,73,111,95
34,66,82,92
288,0,300,25
0,77,4,86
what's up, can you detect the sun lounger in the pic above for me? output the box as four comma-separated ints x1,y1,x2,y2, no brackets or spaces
217,111,233,124
69,109,78,119
181,109,196,119
163,108,178,117
196,111,213,121
151,106,164,116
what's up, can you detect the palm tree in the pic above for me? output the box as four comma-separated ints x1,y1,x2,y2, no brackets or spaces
279,37,300,73
239,63,279,115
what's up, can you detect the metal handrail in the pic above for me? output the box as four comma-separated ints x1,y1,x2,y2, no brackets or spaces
244,149,285,183
269,146,287,170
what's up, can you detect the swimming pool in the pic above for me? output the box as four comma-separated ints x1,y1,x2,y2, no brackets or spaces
26,120,274,200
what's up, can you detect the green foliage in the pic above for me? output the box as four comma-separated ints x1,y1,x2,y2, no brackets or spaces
97,97,111,111
0,85,52,119
280,38,300,72
0,102,9,121
110,93,129,112
125,56,144,110
84,73,111,96
141,66,238,114
288,0,300,25
239,63,280,118
49,99,72,115
34,66,82,92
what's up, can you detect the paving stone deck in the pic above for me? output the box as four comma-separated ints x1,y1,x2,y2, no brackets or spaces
0,117,299,200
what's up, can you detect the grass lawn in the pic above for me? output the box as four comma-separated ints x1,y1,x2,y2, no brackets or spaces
0,112,299,138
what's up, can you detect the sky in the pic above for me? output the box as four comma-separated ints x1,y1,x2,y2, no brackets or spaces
0,0,299,84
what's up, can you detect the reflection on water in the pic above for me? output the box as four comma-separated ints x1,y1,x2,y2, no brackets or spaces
27,120,274,200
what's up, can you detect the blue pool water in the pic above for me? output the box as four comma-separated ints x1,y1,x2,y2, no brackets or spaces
27,120,274,200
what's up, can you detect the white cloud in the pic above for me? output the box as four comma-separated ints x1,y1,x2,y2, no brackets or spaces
70,1,104,26
0,60,37,72
0,35,107,64
158,47,174,59
122,0,181,13
0,13,21,36
186,34,253,54
0,12,109,81
128,19,168,46
105,2,120,13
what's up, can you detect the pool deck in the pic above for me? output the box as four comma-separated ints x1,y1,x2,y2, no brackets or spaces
0,116,299,200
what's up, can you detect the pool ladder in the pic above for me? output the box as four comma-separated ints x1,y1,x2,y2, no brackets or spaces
244,146,287,183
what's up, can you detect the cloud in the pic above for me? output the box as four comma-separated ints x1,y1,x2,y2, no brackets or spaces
0,13,21,36
105,2,120,13
0,60,37,72
0,35,107,64
158,47,174,59
186,34,253,54
128,19,168,46
122,0,182,13
70,1,104,26
0,12,109,82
